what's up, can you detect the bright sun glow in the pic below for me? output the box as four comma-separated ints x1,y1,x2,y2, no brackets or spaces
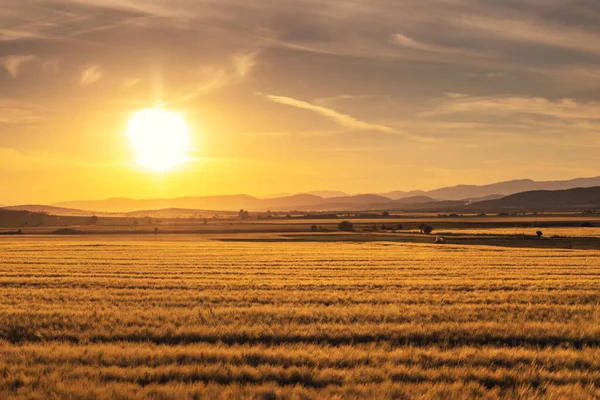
126,108,191,172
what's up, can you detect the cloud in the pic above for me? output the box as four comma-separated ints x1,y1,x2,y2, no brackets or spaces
233,52,258,77
451,15,600,56
419,95,600,121
160,53,259,106
1,55,35,77
80,65,103,85
391,33,483,57
262,94,400,134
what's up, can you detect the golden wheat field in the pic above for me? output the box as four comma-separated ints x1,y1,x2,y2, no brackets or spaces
1,235,600,399
435,227,600,238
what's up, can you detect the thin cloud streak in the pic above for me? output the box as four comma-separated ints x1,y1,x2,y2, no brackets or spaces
420,95,600,120
262,94,401,135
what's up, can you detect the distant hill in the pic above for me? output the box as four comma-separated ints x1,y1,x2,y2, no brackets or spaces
425,177,600,200
54,194,397,213
2,205,95,216
378,190,427,200
305,190,349,198
55,195,260,213
468,186,600,212
50,176,600,213
125,208,238,218
393,195,438,204
462,194,505,204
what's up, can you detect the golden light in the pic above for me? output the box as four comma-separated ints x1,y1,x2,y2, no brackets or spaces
126,108,191,172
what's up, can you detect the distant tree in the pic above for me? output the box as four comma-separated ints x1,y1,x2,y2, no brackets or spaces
382,211,389,217
536,230,543,237
422,224,434,235
397,224,403,230
89,215,98,226
580,222,593,227
419,223,427,233
238,209,250,220
338,221,354,232
154,227,159,234
311,225,318,232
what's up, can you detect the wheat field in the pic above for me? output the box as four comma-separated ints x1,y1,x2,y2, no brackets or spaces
1,236,600,399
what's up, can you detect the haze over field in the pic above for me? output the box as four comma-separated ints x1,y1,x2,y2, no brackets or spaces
2,1,600,205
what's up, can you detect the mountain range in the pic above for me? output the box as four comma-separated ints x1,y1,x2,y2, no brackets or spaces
45,176,600,213
3,185,600,218
467,186,600,212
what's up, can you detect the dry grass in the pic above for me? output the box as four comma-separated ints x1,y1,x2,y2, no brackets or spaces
1,236,600,399
436,227,600,238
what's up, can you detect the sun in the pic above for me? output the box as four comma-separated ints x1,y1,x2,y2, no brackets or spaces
126,108,191,172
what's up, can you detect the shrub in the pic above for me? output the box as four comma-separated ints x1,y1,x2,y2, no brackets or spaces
419,223,433,234
311,225,318,232
536,231,543,237
338,221,354,232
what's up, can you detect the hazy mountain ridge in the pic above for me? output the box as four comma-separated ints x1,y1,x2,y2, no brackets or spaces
426,177,600,200
2,205,95,216
46,176,600,213
467,186,600,212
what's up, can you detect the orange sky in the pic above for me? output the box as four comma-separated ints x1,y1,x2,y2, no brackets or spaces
1,1,600,204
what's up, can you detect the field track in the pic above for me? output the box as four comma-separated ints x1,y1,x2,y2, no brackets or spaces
1,236,600,399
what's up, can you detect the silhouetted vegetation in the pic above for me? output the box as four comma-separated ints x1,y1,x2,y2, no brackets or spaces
419,223,434,234
338,221,354,232
536,231,543,237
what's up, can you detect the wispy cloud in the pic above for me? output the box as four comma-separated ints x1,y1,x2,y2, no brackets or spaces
233,51,258,78
160,52,260,106
1,55,35,77
451,15,600,56
79,65,103,85
420,95,600,121
391,33,485,58
262,94,400,134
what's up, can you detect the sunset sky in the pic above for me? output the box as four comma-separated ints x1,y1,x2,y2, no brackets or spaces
1,0,600,204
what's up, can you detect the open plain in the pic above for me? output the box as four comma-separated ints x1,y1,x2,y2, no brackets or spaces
1,234,600,399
